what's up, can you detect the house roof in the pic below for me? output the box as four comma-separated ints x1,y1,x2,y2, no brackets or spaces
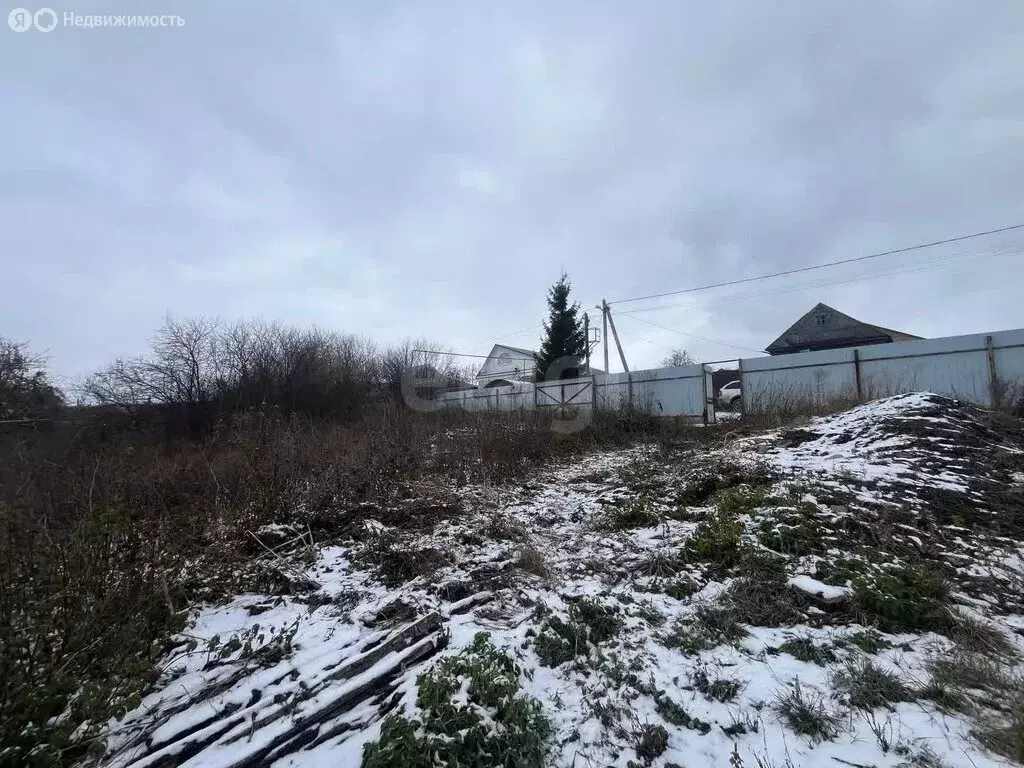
766,302,922,354
494,344,538,358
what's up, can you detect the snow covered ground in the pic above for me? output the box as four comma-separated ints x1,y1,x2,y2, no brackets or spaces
103,394,1024,768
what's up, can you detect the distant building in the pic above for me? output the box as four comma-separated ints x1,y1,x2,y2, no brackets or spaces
766,303,922,356
476,344,539,388
475,343,604,387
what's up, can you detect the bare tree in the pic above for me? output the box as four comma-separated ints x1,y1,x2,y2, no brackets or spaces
86,316,383,420
380,339,462,406
85,315,220,406
660,347,697,368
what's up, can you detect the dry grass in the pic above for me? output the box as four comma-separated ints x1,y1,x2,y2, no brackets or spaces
517,544,550,577
0,405,635,764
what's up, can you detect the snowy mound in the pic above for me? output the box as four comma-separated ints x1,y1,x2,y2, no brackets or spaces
767,392,1024,500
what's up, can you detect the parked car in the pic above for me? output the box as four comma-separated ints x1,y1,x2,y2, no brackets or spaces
717,380,742,411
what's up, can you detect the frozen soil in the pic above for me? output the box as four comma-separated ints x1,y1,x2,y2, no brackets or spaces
103,393,1024,768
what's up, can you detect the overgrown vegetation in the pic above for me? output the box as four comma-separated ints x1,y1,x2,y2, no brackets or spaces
362,632,550,768
0,351,642,763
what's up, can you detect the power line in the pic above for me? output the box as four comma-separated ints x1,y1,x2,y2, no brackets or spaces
615,312,764,355
624,244,1022,315
609,222,1024,306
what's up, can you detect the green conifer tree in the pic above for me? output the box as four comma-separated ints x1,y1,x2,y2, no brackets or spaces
535,273,587,381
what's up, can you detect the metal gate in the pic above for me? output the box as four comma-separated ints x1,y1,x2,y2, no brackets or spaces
535,378,594,409
702,365,717,424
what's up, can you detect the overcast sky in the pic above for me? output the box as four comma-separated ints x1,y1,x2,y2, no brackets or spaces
3,1,1024,381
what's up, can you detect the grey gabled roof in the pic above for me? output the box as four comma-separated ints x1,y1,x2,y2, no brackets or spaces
766,303,921,353
495,344,538,358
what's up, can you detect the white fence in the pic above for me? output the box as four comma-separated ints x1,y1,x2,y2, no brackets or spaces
438,327,1024,417
438,364,711,418
741,329,1024,412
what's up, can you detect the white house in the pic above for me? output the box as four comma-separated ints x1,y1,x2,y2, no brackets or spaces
475,344,538,388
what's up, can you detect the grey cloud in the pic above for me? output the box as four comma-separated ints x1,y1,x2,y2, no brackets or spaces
2,0,1023,377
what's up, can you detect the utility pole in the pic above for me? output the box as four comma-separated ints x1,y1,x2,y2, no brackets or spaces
606,305,629,373
601,300,610,373
583,312,590,374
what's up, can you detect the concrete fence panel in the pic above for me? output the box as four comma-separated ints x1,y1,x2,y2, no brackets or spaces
856,334,991,404
741,348,857,412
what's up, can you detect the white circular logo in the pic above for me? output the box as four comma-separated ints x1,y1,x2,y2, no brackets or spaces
8,7,33,30
34,7,57,31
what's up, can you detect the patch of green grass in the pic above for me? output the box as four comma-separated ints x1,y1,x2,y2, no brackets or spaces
532,615,585,668
531,598,623,668
852,565,954,634
673,462,773,510
660,606,747,654
685,506,743,567
714,485,772,517
692,669,744,702
571,597,623,643
778,637,838,666
813,553,876,585
634,603,667,627
362,632,549,768
774,680,841,742
757,503,824,556
597,497,661,531
655,695,712,734
832,658,914,710
663,578,698,600
845,630,892,654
